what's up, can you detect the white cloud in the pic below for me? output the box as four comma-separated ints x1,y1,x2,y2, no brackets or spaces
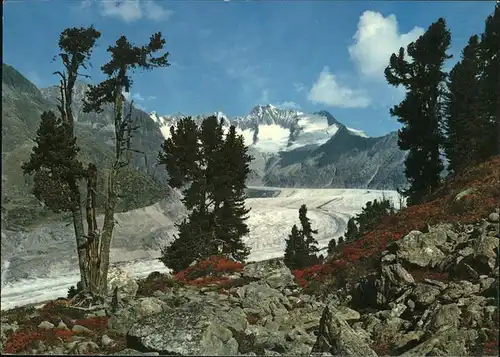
99,0,173,23
348,11,424,80
293,82,305,93
275,101,300,110
122,91,155,103
307,67,370,108
79,0,92,10
133,93,145,101
100,0,141,22
142,0,173,22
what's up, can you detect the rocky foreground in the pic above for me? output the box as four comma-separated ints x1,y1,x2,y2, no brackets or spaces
1,209,498,356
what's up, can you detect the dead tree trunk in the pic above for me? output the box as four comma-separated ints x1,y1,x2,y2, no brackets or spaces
81,32,169,296
69,183,89,291
85,163,100,293
95,86,126,296
56,76,89,291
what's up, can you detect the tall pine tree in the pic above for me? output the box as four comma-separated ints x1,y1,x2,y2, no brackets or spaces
284,204,319,270
385,18,452,205
444,5,499,173
158,116,252,273
284,224,308,270
444,35,484,173
478,4,500,159
298,204,319,260
344,217,359,242
215,126,252,261
22,27,100,293
81,32,170,295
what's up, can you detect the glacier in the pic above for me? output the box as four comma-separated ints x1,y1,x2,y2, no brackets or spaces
0,187,401,311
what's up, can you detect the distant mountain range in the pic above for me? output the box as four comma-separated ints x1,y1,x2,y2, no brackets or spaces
1,63,407,228
152,105,407,189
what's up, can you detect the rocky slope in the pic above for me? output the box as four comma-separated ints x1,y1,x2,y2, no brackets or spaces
153,105,407,189
1,154,498,355
1,64,175,229
1,213,498,356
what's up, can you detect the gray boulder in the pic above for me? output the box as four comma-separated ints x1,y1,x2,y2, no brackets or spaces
400,328,477,356
108,297,165,335
242,259,296,289
440,281,480,303
107,267,139,300
312,306,377,356
392,231,446,268
427,303,462,332
126,301,241,355
411,283,441,308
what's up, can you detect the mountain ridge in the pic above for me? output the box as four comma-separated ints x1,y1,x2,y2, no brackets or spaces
1,63,176,229
151,104,407,190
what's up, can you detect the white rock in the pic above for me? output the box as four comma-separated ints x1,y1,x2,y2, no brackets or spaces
107,267,139,299
488,212,499,222
102,334,114,347
72,324,93,334
57,321,69,330
38,321,55,330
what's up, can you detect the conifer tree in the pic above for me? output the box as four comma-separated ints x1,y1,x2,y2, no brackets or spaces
22,111,85,213
478,4,500,159
327,238,337,254
355,199,394,236
214,126,252,261
284,224,308,270
444,5,499,173
158,116,252,273
344,217,359,242
444,35,484,173
284,205,319,269
81,32,170,295
23,28,170,296
22,26,101,292
299,204,319,259
385,18,452,205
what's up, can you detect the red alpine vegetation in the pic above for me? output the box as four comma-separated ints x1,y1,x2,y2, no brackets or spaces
174,255,244,285
73,316,110,333
292,156,500,288
3,328,74,354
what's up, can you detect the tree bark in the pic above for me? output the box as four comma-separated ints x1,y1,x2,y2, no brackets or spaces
69,182,89,291
96,85,124,295
85,163,101,294
98,169,117,295
59,75,89,292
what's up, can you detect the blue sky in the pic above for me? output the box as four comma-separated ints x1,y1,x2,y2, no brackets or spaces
3,0,496,137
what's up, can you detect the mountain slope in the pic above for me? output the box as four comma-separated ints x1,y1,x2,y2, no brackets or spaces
261,127,406,189
153,105,406,189
1,64,173,228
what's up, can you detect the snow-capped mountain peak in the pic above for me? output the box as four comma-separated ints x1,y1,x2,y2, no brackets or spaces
150,105,369,154
346,127,369,138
